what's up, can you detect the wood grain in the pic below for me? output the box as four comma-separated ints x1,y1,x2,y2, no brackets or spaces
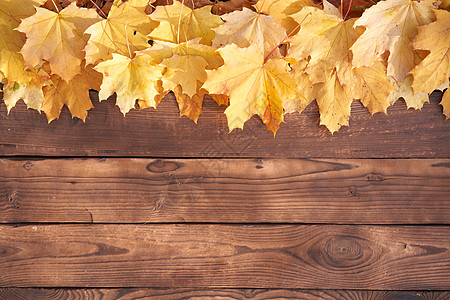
1,224,449,289
1,288,449,300
0,92,449,158
1,158,450,224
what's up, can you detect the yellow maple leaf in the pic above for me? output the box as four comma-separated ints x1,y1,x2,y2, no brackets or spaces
283,59,313,114
254,0,314,34
212,8,286,56
140,39,223,122
0,0,45,84
0,0,46,28
42,64,101,122
149,1,222,45
3,72,50,113
95,53,164,114
84,0,157,65
353,61,396,114
142,39,222,97
389,75,429,109
313,70,353,134
441,88,450,119
288,7,363,85
203,43,302,134
410,9,450,94
351,0,436,82
173,84,208,123
17,2,101,82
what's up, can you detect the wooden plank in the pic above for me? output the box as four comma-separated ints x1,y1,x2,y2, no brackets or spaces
1,158,450,224
1,288,449,300
0,224,449,289
0,92,449,158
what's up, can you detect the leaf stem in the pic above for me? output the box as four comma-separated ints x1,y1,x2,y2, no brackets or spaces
51,0,60,13
343,0,353,20
89,0,108,19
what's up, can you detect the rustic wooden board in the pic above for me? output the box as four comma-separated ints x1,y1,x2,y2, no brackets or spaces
0,92,448,158
1,224,449,289
1,158,449,224
1,288,449,300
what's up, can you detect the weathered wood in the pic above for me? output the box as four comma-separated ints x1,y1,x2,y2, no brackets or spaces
1,288,449,300
1,158,450,224
0,92,448,158
1,224,449,289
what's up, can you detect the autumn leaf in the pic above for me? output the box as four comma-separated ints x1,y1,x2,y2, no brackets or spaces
149,1,223,45
313,70,353,133
389,75,429,109
203,43,302,133
16,2,101,82
42,63,101,122
283,59,313,114
95,53,164,114
3,72,50,112
84,0,157,65
410,9,450,94
288,6,363,85
140,39,223,122
353,61,396,114
212,8,286,56
0,0,45,84
351,0,436,82
143,39,223,96
173,84,208,123
254,0,314,33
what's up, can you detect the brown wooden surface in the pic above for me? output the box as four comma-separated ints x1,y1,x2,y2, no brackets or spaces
1,89,449,294
1,224,449,289
1,288,449,300
0,92,449,158
1,158,449,224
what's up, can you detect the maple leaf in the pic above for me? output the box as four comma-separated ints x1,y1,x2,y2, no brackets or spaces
351,0,436,82
283,59,313,114
288,6,363,85
3,73,49,113
84,0,157,65
149,1,223,45
17,2,101,82
141,39,223,122
95,53,164,114
313,70,353,133
173,84,208,123
410,9,450,94
42,64,101,122
203,43,302,133
254,0,314,33
212,8,286,56
353,61,396,114
389,75,429,109
441,88,450,119
143,39,223,96
0,0,45,84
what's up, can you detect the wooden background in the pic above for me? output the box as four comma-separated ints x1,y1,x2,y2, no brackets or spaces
1,91,449,299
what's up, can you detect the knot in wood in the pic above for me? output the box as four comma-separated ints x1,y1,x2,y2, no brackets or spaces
318,235,372,269
367,173,384,181
22,161,34,171
146,160,182,173
7,191,19,209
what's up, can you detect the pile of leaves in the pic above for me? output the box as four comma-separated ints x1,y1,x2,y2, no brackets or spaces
0,0,449,134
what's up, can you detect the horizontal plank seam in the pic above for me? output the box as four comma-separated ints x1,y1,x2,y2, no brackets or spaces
1,288,449,292
2,156,450,160
2,222,450,226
